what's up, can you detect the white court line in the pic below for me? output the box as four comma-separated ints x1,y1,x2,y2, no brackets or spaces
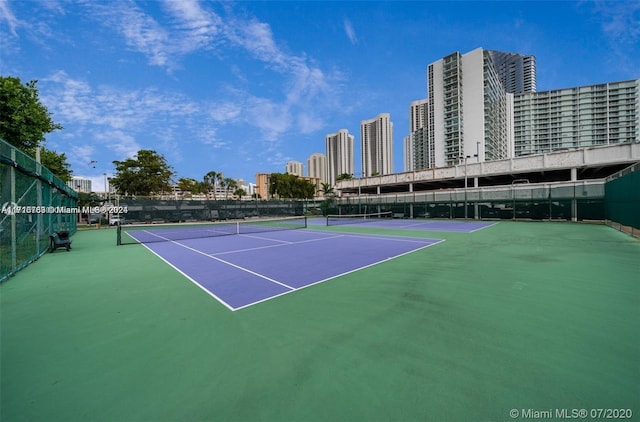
469,222,499,232
214,234,346,256
138,243,236,311
171,240,296,290
330,232,441,244
133,229,445,311
232,238,447,311
394,221,435,229
134,232,297,291
379,220,499,233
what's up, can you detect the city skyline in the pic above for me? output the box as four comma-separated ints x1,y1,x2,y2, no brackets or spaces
1,1,639,191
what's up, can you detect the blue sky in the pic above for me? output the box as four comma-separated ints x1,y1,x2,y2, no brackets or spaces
1,1,639,191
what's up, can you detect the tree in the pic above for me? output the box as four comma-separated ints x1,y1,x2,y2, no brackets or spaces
336,173,353,181
110,150,173,196
177,178,199,197
222,177,237,199
269,173,316,200
40,148,72,182
234,188,246,200
319,182,337,216
204,171,220,199
320,182,334,198
195,181,210,196
0,76,71,180
0,76,63,151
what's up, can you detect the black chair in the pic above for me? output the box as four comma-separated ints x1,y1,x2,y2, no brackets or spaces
50,231,72,252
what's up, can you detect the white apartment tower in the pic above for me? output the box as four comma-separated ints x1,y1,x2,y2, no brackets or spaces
403,135,414,172
285,160,304,176
425,48,516,168
326,129,354,186
360,113,393,177
487,50,537,94
409,99,429,170
307,153,327,183
513,79,639,155
68,176,92,193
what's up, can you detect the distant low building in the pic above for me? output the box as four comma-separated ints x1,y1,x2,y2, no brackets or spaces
68,176,92,193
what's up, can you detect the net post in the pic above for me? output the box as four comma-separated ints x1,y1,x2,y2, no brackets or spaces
304,216,307,228
116,224,122,245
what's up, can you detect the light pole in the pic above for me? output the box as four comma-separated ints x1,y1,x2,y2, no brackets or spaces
460,152,478,219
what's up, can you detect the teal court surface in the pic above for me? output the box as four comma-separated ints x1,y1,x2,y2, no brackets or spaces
1,220,639,422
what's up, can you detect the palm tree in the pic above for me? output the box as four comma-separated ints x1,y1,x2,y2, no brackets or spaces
320,182,334,198
222,177,238,199
204,171,219,200
319,182,337,216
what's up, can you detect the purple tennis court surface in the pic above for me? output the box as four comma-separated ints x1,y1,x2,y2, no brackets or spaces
135,229,443,311
312,218,497,232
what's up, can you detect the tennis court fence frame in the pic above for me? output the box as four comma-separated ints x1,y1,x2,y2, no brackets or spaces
604,162,640,238
105,177,635,229
335,180,607,223
108,197,307,225
0,138,78,282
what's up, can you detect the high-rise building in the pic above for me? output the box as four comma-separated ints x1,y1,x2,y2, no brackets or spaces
409,99,429,170
513,79,640,155
360,113,393,177
67,176,92,193
325,129,354,185
487,50,537,94
403,135,414,172
424,48,516,168
285,160,304,176
307,153,327,183
255,173,270,200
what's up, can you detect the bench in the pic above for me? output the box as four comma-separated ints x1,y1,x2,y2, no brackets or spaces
50,231,72,252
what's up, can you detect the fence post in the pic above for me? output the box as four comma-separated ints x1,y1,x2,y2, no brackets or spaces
10,148,17,272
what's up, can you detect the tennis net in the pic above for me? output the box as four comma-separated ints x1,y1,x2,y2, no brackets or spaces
326,211,393,226
117,216,307,245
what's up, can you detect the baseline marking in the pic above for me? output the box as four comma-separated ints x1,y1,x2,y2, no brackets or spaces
233,238,446,311
134,230,445,311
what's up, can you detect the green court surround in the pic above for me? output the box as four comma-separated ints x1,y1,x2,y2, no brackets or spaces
1,222,638,422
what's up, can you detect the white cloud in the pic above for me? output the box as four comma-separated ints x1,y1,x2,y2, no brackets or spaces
161,0,222,53
0,0,20,36
43,71,99,124
209,101,242,122
343,17,358,45
96,130,141,159
29,2,349,176
69,144,96,168
297,113,324,134
75,1,345,146
227,19,286,68
245,96,291,142
88,1,172,67
593,1,640,45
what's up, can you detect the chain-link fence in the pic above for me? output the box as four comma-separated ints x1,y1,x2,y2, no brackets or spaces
110,197,309,225
605,162,640,238
1,138,78,282
336,181,606,222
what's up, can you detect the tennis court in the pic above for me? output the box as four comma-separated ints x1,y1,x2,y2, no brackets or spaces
1,220,639,422
122,220,443,310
